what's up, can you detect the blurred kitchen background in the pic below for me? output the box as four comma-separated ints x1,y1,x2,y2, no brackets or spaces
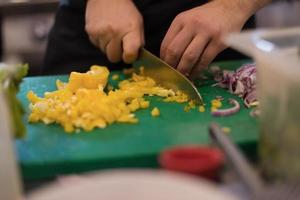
0,0,300,76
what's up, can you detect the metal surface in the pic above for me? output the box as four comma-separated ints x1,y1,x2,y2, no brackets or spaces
133,49,203,105
209,123,300,200
209,123,264,196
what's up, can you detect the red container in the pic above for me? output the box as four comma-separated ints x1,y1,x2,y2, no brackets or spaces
159,146,224,180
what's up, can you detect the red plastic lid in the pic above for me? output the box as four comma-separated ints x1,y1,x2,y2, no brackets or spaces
159,146,224,180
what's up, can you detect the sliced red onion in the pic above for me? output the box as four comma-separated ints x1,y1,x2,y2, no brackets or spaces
250,108,260,118
212,98,240,117
234,80,245,96
212,63,257,109
244,90,258,108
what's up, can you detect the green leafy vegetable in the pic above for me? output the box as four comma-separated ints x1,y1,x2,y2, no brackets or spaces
0,63,28,138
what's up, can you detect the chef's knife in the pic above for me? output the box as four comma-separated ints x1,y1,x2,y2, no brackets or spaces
133,48,203,105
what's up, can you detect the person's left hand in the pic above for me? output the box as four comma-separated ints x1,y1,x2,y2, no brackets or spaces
160,0,254,79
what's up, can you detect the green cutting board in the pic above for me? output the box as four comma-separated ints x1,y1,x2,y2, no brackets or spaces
16,60,258,180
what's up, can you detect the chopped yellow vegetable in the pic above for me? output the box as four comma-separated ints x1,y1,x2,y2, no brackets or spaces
184,105,191,112
164,90,188,103
211,99,222,108
198,105,205,112
188,100,196,109
211,107,218,112
112,74,119,80
139,66,145,75
27,65,188,133
67,65,109,92
210,99,222,113
249,101,259,107
183,100,197,112
139,99,150,108
151,107,160,117
222,127,231,134
27,90,41,104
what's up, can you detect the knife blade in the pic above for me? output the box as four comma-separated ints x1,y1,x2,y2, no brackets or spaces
133,48,203,105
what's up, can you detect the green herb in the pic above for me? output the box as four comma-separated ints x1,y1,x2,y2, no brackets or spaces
0,63,28,138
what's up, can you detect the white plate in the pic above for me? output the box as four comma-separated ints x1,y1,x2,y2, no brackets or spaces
27,170,239,200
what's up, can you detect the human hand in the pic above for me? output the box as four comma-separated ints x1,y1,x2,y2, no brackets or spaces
160,0,258,79
85,0,144,63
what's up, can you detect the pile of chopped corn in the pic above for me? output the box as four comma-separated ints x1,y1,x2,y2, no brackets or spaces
27,65,189,133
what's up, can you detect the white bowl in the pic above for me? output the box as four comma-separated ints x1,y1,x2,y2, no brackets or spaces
27,169,238,200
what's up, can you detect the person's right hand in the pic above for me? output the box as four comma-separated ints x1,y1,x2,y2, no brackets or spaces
85,0,144,64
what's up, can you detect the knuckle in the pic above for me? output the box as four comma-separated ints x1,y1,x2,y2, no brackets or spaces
126,45,138,56
183,51,198,63
85,23,114,37
99,24,115,35
200,56,211,67
85,24,96,35
175,13,185,23
208,25,221,36
166,48,180,59
190,18,200,25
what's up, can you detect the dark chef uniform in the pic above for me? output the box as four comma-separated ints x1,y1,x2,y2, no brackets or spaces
43,0,254,75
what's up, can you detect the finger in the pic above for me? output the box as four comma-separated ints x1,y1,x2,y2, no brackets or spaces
106,36,122,63
88,35,99,49
122,31,143,64
160,19,183,59
140,25,145,47
98,28,114,54
176,34,210,75
99,37,111,54
190,41,225,80
86,25,113,54
163,28,194,68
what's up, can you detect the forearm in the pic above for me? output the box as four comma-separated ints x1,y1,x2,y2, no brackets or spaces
213,0,271,21
241,0,271,14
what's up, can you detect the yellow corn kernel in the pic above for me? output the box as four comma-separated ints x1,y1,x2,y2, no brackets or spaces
64,123,74,133
184,105,191,112
112,74,119,80
211,99,222,108
139,99,150,109
249,101,259,107
199,105,205,112
211,107,218,112
56,80,66,90
151,107,160,117
139,66,145,75
27,90,41,104
188,100,196,109
128,98,140,112
28,113,40,122
222,127,231,134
